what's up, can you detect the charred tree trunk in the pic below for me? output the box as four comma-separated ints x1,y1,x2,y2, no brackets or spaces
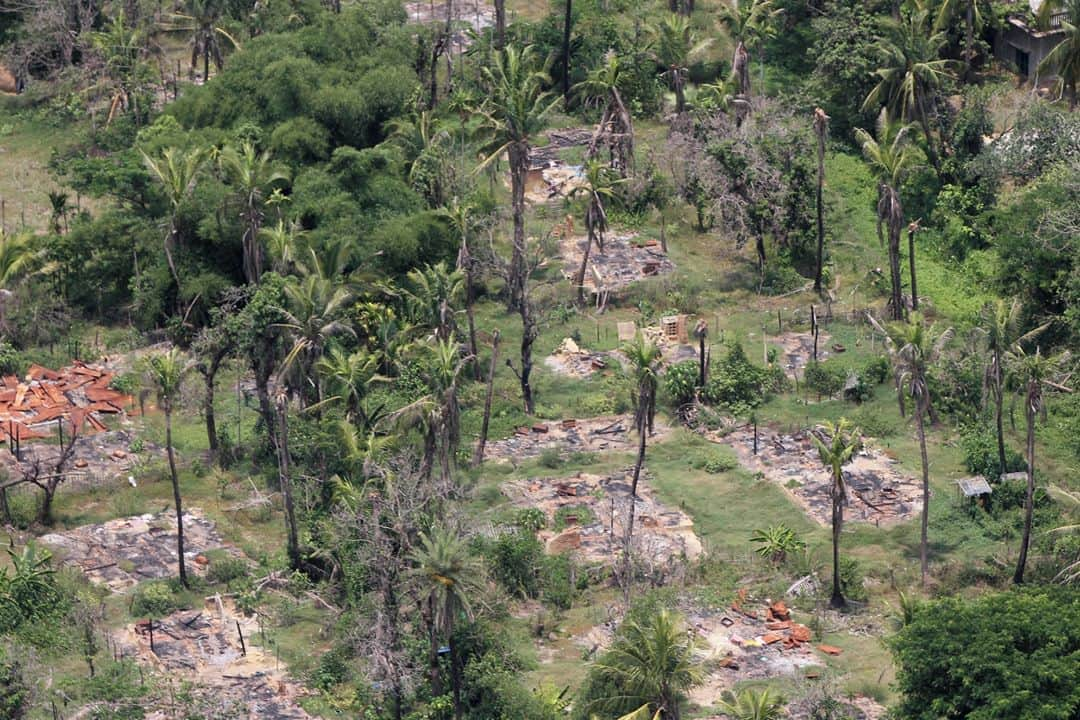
473,331,500,467
494,0,506,49
813,108,828,294
507,142,529,311
275,395,301,571
165,402,188,588
915,391,931,586
562,0,572,110
830,469,846,608
907,222,919,311
519,297,537,415
1014,383,1038,584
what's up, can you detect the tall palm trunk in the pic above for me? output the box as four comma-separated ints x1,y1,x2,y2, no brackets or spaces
507,142,529,311
519,299,537,414
201,356,222,457
494,0,506,49
813,110,828,293
1013,384,1037,584
915,392,931,585
623,403,647,604
473,331,500,466
993,351,1006,475
886,190,904,321
907,222,919,310
275,396,301,570
916,95,942,179
165,402,188,588
830,468,846,608
575,218,595,306
562,0,572,109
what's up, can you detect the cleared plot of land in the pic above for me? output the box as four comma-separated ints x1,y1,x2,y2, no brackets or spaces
485,414,672,461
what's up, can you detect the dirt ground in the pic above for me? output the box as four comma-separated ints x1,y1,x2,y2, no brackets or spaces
560,233,675,297
124,596,313,719
503,469,702,565
712,427,924,527
772,331,834,377
40,509,235,591
485,414,671,462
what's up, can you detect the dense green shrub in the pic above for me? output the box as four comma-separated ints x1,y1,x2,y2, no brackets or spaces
205,557,251,587
483,531,544,600
803,361,845,398
130,581,180,618
663,360,699,407
701,343,771,411
891,587,1080,720
862,356,890,385
958,423,1026,481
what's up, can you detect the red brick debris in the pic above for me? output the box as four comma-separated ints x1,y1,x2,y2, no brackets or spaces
0,362,131,441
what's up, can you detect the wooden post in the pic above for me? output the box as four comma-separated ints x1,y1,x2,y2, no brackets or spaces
752,416,758,455
236,620,246,656
777,309,782,334
148,619,155,653
811,305,818,362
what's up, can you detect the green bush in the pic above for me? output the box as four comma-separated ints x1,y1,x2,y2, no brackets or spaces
803,361,845,398
701,343,771,410
539,554,578,611
130,581,180,618
959,423,1025,481
862,356,890,385
205,557,250,587
538,448,564,470
663,360,699,407
483,531,544,600
554,504,595,530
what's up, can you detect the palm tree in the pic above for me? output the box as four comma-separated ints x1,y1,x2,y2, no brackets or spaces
92,10,149,122
260,219,307,275
855,115,921,321
1011,347,1072,584
474,45,558,312
277,274,355,407
934,0,994,80
402,262,464,342
813,418,860,609
873,313,954,586
979,300,1050,479
388,110,452,208
1037,0,1080,110
141,146,207,304
0,230,51,336
47,191,70,235
574,53,635,176
588,609,704,720
438,199,481,378
218,142,289,284
621,333,661,600
862,5,954,177
649,14,711,115
410,526,485,719
164,0,241,83
718,0,781,106
715,688,786,720
812,108,829,294
144,349,191,588
314,345,379,422
570,160,622,306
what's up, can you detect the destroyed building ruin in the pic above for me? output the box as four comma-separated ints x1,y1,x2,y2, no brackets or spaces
40,509,233,591
485,414,671,461
503,469,702,566
715,427,923,526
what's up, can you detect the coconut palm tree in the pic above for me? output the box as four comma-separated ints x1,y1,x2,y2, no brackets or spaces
1037,0,1080,109
715,688,786,720
813,418,860,609
588,609,704,720
402,262,464,342
276,274,355,407
260,219,307,275
438,199,481,379
141,146,207,304
570,160,622,306
979,300,1050,479
0,230,52,336
410,525,485,719
934,0,995,80
315,345,380,423
718,0,781,106
855,115,921,321
573,53,635,176
649,14,711,115
1011,347,1072,584
144,349,191,588
388,110,452,208
164,0,241,82
873,313,954,586
621,333,661,600
218,142,289,284
473,45,558,312
862,5,954,177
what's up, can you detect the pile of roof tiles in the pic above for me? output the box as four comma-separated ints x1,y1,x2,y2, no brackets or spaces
0,361,131,441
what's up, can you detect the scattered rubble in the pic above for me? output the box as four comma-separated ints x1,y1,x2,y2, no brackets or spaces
773,331,832,376
40,509,234,591
713,427,923,526
485,414,671,461
688,594,824,705
524,160,588,203
504,469,702,565
0,429,158,488
124,596,312,719
543,337,619,378
560,232,675,297
404,0,493,53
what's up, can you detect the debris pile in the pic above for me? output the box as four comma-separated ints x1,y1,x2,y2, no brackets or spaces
524,161,587,203
0,362,131,442
687,593,825,704
773,331,832,376
714,427,923,526
561,233,675,297
503,470,702,565
486,414,671,461
403,0,493,52
40,509,233,591
127,597,312,719
543,338,616,378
